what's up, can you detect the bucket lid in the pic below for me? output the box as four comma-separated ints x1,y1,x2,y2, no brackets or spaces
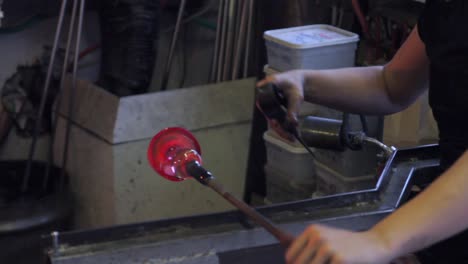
264,24,359,49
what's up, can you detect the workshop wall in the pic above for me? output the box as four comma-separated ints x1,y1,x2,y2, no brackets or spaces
0,1,242,229
0,12,101,161
150,7,217,91
0,4,218,161
0,0,430,160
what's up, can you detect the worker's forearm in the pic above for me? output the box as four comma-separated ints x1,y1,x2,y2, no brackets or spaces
371,151,468,259
300,66,405,115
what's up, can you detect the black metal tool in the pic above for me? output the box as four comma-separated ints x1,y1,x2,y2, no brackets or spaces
256,83,395,157
256,82,315,157
256,83,296,135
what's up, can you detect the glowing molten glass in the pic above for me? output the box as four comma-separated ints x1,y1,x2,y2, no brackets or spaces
147,127,202,181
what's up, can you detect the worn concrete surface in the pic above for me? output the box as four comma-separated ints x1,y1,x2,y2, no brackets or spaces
54,79,257,228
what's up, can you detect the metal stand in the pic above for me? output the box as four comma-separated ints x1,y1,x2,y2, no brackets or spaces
23,0,86,194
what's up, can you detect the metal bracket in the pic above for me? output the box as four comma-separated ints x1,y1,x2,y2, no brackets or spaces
51,231,60,256
0,0,4,27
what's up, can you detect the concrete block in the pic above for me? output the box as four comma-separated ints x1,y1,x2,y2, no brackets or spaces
55,78,256,228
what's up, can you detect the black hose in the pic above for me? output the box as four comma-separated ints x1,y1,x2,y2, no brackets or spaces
340,112,361,151
359,114,369,134
98,0,160,96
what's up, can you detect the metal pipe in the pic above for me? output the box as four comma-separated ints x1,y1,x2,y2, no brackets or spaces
60,0,86,189
22,0,69,193
362,136,396,157
243,0,254,78
210,0,224,82
0,1,3,28
216,0,229,82
161,0,187,91
338,7,345,28
331,5,338,26
300,116,345,151
185,161,294,247
222,0,236,81
231,0,247,80
232,0,242,53
44,0,79,192
206,179,294,248
51,231,60,255
360,114,369,134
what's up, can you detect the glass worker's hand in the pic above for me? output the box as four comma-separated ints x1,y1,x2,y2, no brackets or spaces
257,70,305,141
286,225,392,264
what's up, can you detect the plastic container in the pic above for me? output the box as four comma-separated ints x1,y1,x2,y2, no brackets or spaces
264,164,315,203
264,24,359,71
314,159,375,196
312,143,380,196
263,130,315,185
313,144,380,178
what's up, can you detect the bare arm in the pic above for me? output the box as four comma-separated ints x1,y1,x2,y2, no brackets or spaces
372,151,468,258
285,152,468,264
258,27,430,117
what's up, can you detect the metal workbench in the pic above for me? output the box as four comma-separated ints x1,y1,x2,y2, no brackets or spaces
43,145,440,264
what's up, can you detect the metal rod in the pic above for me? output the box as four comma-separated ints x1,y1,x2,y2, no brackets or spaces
222,0,236,81
210,0,224,82
206,179,294,248
51,231,60,255
59,0,85,189
22,0,69,193
216,0,229,82
338,7,344,28
359,114,369,134
243,0,254,78
44,0,79,192
295,134,316,158
233,0,242,47
161,0,187,91
331,5,338,26
362,136,396,157
231,0,247,80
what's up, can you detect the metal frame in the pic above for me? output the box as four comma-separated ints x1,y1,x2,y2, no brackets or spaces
44,144,440,263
